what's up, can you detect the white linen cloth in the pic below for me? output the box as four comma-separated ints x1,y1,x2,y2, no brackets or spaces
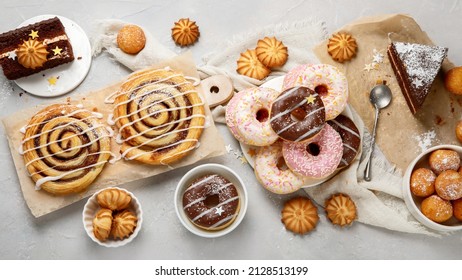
91,19,439,236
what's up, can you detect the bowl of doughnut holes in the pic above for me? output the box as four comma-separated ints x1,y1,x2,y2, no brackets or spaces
82,187,143,247
174,163,248,238
403,145,462,232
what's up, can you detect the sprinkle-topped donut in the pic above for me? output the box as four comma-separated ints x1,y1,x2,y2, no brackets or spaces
328,115,361,168
282,124,343,179
283,64,348,120
255,141,306,194
183,174,240,231
226,87,280,146
269,86,326,142
225,90,246,143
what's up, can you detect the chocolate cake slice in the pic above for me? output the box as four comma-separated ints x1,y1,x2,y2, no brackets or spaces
387,42,447,114
0,17,74,80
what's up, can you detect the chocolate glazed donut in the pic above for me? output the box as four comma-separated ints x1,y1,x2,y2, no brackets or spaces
183,174,240,231
328,115,361,168
269,86,326,142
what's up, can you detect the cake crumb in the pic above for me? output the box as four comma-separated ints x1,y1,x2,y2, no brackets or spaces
92,107,98,112
77,56,82,60
435,115,446,125
19,92,23,97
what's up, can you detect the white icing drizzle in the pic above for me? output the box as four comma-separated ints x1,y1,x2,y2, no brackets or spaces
104,69,183,104
21,115,102,144
183,197,206,210
24,133,113,168
19,108,91,132
116,101,203,132
120,114,205,143
185,174,218,192
107,114,115,125
21,123,108,155
183,182,233,210
210,214,236,229
34,161,107,190
294,125,323,142
270,93,320,123
203,116,211,128
28,151,116,177
159,141,199,165
272,87,303,103
19,105,114,186
192,196,239,222
42,34,68,45
330,119,360,138
107,69,206,164
343,143,358,153
185,76,201,86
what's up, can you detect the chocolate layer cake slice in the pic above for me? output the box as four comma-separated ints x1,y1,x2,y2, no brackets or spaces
0,17,74,80
387,42,447,114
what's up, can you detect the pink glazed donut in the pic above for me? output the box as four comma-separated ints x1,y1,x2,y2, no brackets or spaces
226,87,279,146
225,90,246,142
283,64,348,120
282,124,343,179
255,141,306,194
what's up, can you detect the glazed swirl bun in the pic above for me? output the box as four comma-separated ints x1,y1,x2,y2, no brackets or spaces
109,68,206,165
20,104,113,195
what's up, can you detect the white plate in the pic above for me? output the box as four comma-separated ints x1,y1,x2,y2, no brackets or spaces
14,15,92,97
82,187,143,248
240,75,354,188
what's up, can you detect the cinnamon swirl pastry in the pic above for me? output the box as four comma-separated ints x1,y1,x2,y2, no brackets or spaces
107,68,206,165
20,104,113,195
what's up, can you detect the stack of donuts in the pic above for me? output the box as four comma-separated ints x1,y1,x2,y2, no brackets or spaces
226,64,361,194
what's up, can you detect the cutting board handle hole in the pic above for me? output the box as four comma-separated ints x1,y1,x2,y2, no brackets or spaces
210,86,220,94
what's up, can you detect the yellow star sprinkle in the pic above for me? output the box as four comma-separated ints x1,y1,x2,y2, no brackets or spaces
47,76,58,86
51,46,62,55
306,94,316,104
239,156,248,165
29,30,39,39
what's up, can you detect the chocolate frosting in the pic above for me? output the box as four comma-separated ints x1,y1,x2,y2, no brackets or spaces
270,86,325,142
328,115,360,168
182,174,239,229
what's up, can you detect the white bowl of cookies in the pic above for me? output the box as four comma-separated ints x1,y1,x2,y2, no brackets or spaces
174,163,248,238
82,187,143,247
403,145,462,232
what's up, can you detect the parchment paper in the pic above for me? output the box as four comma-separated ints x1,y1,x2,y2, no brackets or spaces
2,52,226,217
314,14,462,172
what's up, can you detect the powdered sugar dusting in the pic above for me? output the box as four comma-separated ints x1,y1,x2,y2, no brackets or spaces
393,42,447,96
0,76,13,109
414,130,437,152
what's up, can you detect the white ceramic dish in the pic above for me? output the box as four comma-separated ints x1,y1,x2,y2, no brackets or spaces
174,163,248,238
403,144,462,232
82,187,143,247
15,15,92,97
240,75,356,188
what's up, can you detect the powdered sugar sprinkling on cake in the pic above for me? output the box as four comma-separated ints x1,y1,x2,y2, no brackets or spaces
393,42,447,100
388,42,448,114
